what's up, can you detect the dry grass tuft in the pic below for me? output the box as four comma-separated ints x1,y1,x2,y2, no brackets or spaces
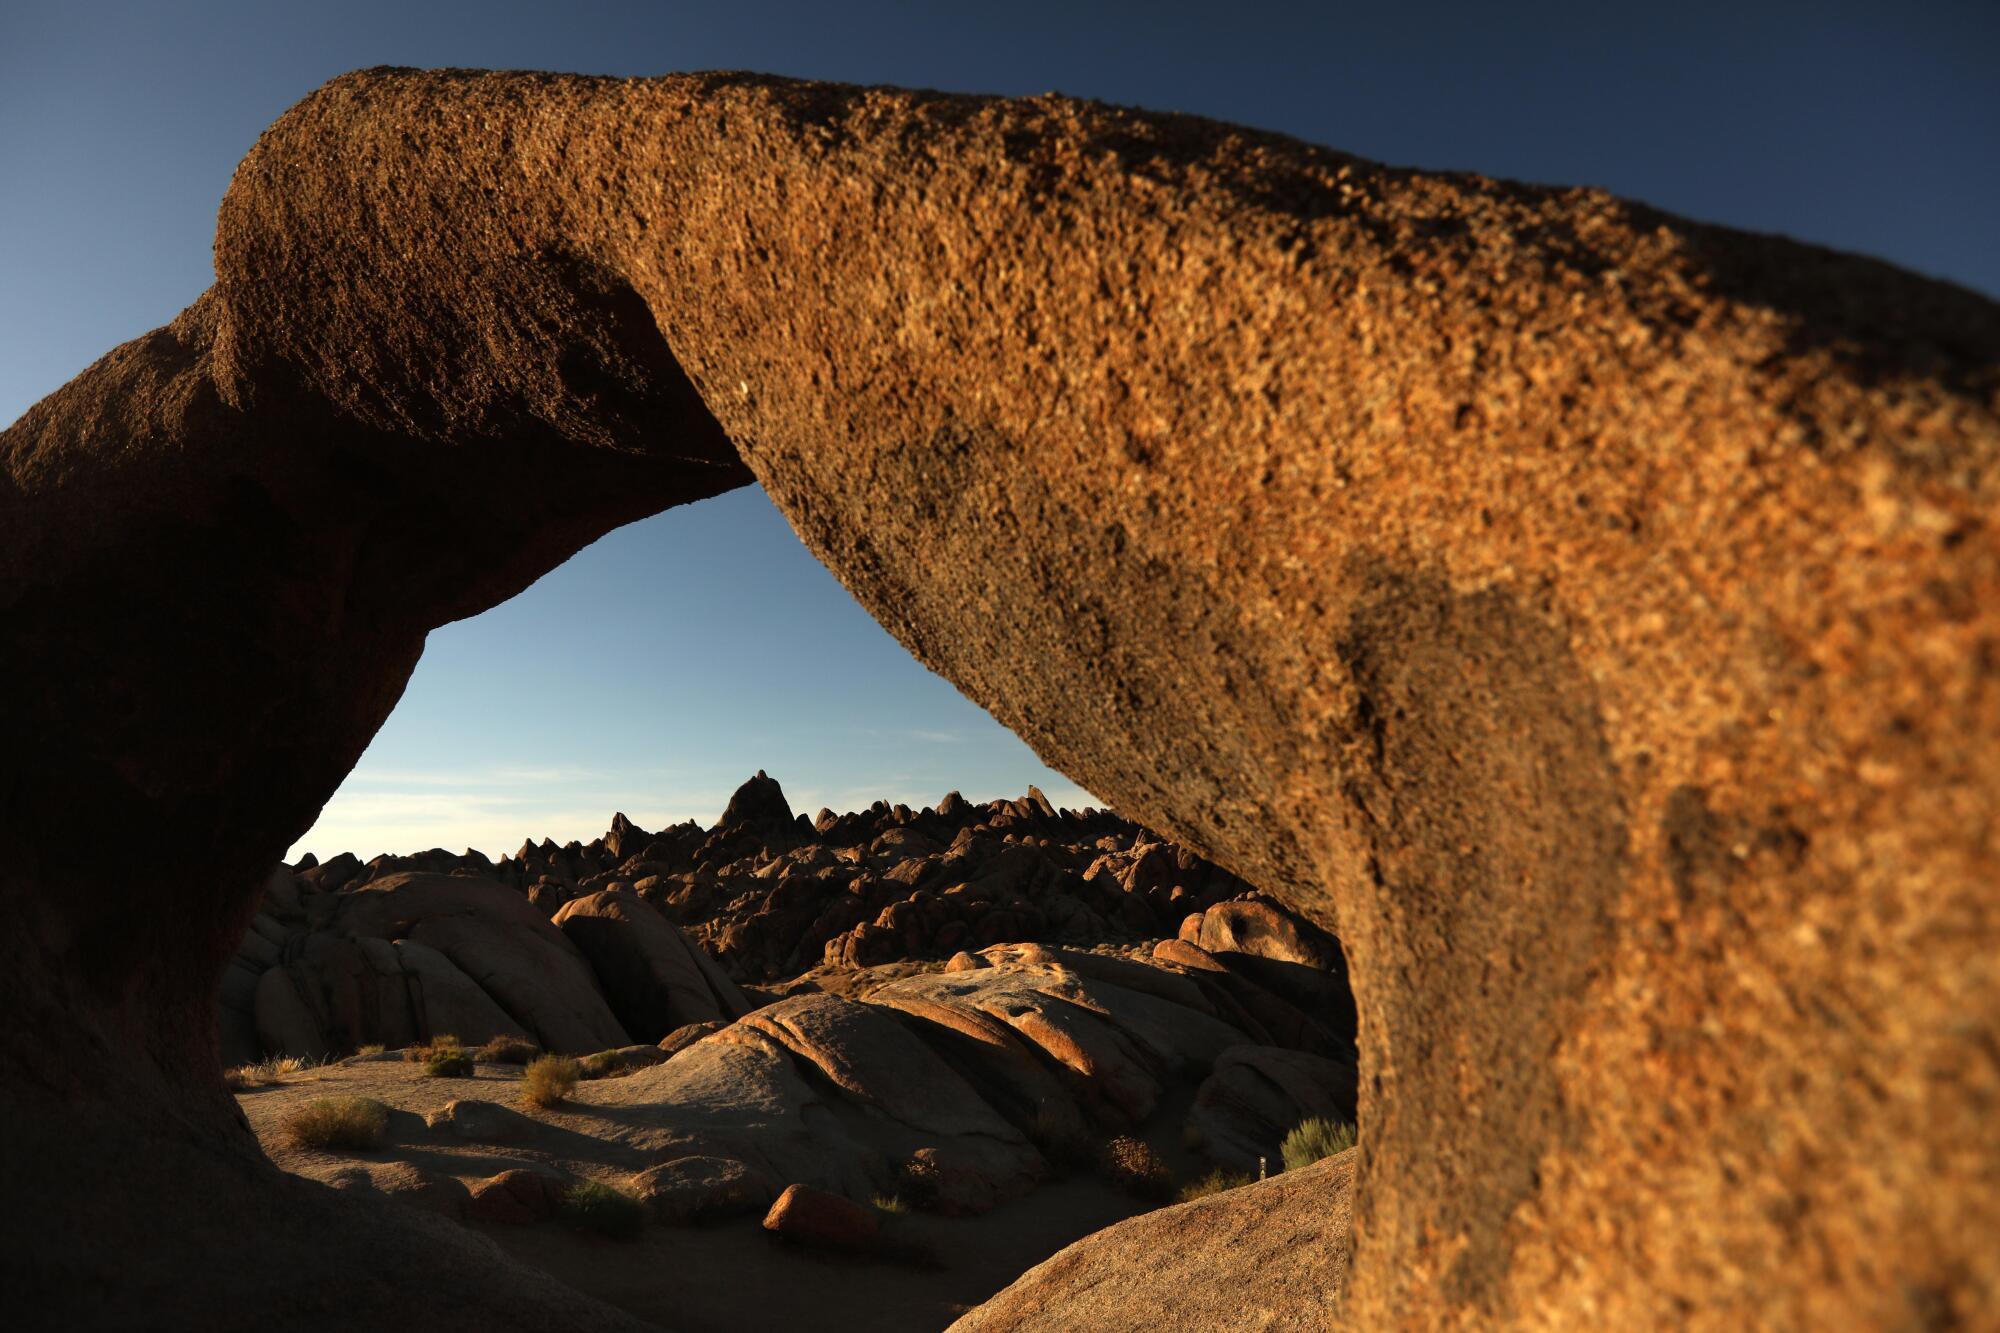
1097,1134,1176,1202
475,1035,540,1065
562,1180,645,1240
350,1044,386,1058
1177,1168,1254,1203
1280,1117,1357,1173
224,1055,308,1091
281,1096,389,1151
522,1054,582,1108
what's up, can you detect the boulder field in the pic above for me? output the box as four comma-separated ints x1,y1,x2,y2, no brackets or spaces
3,66,1996,1329
229,882,1360,1330
224,772,1343,1068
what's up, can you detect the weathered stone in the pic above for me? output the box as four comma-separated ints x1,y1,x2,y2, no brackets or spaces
553,888,738,1041
1185,1046,1360,1172
629,1155,773,1225
657,1021,724,1057
950,1151,1355,1331
761,1184,878,1254
1196,899,1341,972
466,1169,567,1226
735,993,1044,1201
335,873,630,1054
426,1098,536,1144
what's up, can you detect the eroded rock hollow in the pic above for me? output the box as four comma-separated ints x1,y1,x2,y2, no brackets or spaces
3,67,1995,1328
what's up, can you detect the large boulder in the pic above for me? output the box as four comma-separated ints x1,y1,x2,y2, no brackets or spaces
732,993,1045,1204
2,65,1993,1328
333,873,630,1054
629,1155,774,1225
553,888,750,1041
950,1150,1355,1331
251,929,533,1057
762,1184,878,1254
585,1024,880,1201
1185,1046,1359,1172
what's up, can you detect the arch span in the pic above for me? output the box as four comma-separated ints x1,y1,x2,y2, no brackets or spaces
3,68,1997,1328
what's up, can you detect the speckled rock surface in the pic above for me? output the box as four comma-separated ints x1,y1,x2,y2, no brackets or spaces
3,66,1996,1328
948,1149,1356,1333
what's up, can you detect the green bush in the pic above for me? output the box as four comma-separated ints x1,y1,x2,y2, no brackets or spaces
423,1048,474,1078
281,1096,389,1151
405,1033,461,1063
1177,1168,1254,1203
562,1180,645,1240
522,1054,582,1108
1280,1117,1357,1172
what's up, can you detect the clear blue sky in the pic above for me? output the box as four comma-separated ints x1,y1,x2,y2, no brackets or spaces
4,2,1995,859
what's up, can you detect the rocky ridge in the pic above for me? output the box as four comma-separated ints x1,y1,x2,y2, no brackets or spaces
229,771,1340,1064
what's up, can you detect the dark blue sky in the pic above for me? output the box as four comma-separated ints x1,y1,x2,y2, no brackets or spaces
4,2,1994,856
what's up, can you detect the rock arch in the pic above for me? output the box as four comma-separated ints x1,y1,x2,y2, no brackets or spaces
3,68,1995,1328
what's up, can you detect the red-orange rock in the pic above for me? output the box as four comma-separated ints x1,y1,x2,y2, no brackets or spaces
465,1169,567,1226
761,1184,879,1253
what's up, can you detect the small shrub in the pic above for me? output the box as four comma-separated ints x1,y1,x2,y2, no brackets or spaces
562,1180,645,1240
1096,1135,1176,1202
224,1055,307,1090
423,1047,474,1078
281,1096,389,1151
1177,1169,1254,1203
475,1035,540,1065
404,1033,463,1064
872,1193,910,1216
351,1044,385,1058
522,1054,582,1108
1280,1117,1357,1172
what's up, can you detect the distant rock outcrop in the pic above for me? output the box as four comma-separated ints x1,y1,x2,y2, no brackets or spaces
220,777,1325,1069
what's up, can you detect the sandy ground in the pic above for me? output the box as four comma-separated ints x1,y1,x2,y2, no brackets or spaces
239,1056,1202,1332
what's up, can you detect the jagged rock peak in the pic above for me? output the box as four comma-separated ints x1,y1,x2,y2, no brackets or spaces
718,770,794,830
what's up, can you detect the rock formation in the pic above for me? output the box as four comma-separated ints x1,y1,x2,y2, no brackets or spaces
949,1150,1356,1332
219,775,1313,1068
4,65,1996,1328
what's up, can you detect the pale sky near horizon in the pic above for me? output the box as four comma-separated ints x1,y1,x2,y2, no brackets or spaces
4,2,1995,860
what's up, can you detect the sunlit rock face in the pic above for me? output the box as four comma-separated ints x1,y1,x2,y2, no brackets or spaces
3,66,1996,1328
